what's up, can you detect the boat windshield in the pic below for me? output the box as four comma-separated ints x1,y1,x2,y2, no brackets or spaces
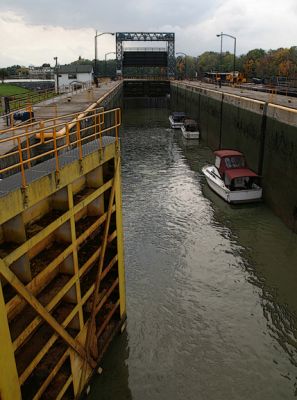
172,112,186,122
224,156,245,169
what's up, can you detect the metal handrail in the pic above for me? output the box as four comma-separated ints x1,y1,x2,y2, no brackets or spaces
0,82,94,129
7,89,56,110
0,107,121,188
0,81,121,135
0,107,103,138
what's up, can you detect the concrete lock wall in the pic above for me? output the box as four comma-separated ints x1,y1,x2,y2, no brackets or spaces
264,107,297,229
171,82,297,232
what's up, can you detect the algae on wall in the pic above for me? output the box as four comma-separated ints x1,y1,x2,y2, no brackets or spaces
170,82,297,232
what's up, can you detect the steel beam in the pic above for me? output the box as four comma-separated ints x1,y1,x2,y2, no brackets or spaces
116,32,175,78
0,282,21,400
0,259,96,369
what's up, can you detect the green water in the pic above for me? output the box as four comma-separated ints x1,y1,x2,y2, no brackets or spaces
88,103,297,400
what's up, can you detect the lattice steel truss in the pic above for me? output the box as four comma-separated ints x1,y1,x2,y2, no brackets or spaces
116,32,175,78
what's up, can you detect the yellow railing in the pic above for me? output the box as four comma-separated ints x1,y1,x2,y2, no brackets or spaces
0,107,121,188
0,81,121,133
0,107,98,136
0,104,35,129
0,83,95,127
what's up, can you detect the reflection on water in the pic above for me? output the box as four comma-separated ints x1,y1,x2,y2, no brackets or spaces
88,104,297,399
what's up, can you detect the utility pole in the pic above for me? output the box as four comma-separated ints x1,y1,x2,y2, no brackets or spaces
94,31,115,77
54,56,59,94
216,32,237,84
94,30,98,77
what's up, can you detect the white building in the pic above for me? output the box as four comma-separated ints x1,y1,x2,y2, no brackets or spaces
29,65,54,79
55,64,93,92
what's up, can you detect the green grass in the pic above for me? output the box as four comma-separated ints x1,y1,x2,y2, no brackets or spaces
0,83,32,97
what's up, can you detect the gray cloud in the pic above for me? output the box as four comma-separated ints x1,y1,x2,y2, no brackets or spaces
0,0,297,66
1,0,218,30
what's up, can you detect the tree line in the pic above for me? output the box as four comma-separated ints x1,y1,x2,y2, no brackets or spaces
1,46,297,82
178,46,297,82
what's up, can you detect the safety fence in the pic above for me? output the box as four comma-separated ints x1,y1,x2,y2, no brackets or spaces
0,83,96,129
0,107,121,187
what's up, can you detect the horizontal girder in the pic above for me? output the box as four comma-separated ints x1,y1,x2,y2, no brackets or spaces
116,32,174,41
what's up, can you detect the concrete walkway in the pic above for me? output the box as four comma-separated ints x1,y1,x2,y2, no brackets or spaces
0,81,121,155
32,81,121,121
180,80,297,110
0,136,115,196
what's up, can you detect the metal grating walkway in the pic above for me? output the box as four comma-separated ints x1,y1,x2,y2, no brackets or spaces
0,136,116,197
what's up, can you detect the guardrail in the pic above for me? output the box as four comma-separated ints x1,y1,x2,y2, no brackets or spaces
0,107,121,188
7,89,57,112
0,81,122,137
1,82,94,124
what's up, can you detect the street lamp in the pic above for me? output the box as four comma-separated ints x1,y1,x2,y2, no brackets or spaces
53,56,59,94
176,52,187,80
104,51,116,76
94,31,115,77
216,32,237,83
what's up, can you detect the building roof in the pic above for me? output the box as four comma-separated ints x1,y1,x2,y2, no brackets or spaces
225,168,258,180
56,64,93,74
214,149,243,158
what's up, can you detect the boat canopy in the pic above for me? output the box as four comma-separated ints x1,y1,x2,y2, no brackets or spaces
214,149,243,158
225,168,258,180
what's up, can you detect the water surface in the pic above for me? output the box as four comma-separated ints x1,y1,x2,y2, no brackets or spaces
89,104,297,399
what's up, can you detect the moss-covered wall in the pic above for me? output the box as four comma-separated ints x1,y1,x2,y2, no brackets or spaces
171,82,297,232
263,117,297,228
220,101,263,172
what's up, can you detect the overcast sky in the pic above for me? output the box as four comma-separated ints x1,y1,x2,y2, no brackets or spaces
1,0,297,67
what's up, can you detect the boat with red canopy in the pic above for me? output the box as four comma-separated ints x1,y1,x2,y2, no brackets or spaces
202,150,262,203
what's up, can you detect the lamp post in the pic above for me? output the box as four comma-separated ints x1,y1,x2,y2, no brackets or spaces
176,52,187,80
216,32,237,83
53,56,59,94
104,51,116,76
94,31,115,77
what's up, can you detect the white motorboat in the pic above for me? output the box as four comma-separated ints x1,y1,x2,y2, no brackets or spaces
169,112,186,129
181,119,200,139
202,150,262,204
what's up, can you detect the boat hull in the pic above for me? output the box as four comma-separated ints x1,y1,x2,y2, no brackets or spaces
169,115,184,129
181,125,200,139
202,166,262,204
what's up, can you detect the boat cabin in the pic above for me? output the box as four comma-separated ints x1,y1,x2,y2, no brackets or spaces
214,150,259,190
183,119,198,132
171,112,186,123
